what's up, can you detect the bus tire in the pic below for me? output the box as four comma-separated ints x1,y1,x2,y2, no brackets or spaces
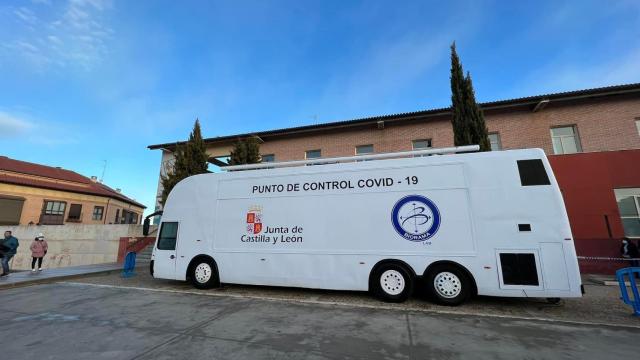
426,264,471,306
371,263,414,303
189,258,218,289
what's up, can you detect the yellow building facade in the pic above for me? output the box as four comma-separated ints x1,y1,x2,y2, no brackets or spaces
0,157,145,226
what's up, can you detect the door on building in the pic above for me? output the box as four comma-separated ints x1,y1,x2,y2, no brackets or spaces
154,221,179,279
0,196,25,225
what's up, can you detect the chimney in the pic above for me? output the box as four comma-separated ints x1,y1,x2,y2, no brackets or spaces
116,188,121,193
90,176,98,182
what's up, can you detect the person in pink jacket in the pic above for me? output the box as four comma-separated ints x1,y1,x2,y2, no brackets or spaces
30,233,48,272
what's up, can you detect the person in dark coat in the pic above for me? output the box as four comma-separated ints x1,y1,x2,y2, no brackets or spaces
1,230,19,277
621,237,640,268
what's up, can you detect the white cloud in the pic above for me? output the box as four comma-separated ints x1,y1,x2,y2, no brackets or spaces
0,112,35,138
14,7,37,24
2,0,114,71
0,111,81,145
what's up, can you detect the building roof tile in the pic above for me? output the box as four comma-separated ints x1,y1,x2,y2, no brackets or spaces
0,156,145,208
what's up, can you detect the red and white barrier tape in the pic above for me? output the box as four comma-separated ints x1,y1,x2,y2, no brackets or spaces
577,256,640,261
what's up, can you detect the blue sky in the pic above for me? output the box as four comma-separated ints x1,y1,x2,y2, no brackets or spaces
1,0,639,214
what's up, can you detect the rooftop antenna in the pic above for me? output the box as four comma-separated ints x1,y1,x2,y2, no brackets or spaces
100,160,107,183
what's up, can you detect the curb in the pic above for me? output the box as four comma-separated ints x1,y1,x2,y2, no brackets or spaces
0,265,146,290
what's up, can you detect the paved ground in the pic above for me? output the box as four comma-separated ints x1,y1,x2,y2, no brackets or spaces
68,270,640,327
1,282,639,359
0,272,639,359
0,262,121,289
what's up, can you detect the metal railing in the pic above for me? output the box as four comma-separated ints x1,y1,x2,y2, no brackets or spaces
223,145,480,171
616,267,640,316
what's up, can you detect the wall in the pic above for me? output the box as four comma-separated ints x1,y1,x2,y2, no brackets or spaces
487,95,640,154
0,183,144,225
3,224,144,270
195,94,640,163
549,149,640,273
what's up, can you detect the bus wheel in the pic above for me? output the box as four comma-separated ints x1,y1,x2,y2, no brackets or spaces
189,259,218,289
372,263,413,303
426,265,471,306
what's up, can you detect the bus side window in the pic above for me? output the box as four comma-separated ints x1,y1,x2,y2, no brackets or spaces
157,222,179,250
517,159,550,186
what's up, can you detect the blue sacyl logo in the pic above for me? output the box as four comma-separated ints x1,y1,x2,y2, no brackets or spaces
391,195,441,242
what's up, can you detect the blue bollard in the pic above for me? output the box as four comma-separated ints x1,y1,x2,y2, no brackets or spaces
122,251,137,278
616,267,640,317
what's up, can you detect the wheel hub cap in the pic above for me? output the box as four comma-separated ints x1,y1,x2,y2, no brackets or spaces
380,269,405,295
434,271,461,298
195,263,212,283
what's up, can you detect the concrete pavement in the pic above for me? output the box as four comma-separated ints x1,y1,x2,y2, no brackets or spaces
0,282,638,359
0,262,122,289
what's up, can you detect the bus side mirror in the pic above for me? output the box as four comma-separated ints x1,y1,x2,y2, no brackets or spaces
142,210,162,237
143,218,150,236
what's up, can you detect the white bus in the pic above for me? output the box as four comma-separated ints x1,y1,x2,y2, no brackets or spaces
147,146,582,305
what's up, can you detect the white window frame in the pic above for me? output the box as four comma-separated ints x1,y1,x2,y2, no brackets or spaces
615,188,640,238
635,119,640,136
261,154,275,163
305,149,322,160
355,144,374,156
92,206,104,221
488,133,502,151
550,125,582,154
411,139,431,150
411,139,432,157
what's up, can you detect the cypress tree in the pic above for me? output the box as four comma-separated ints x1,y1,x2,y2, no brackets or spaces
229,137,261,166
184,119,209,174
450,42,491,151
160,119,209,206
463,72,491,151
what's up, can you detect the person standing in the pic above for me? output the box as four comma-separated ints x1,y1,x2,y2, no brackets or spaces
29,233,48,272
1,231,19,277
621,237,640,268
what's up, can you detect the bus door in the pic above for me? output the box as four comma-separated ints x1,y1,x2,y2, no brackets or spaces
155,221,179,279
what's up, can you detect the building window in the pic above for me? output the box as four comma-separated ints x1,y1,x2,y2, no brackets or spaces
412,139,432,150
121,210,139,224
115,209,120,224
44,201,66,216
489,133,502,151
0,196,25,225
615,188,640,238
67,204,82,222
356,144,374,156
261,154,275,163
636,119,640,136
40,200,66,225
92,206,104,221
305,149,321,159
550,126,581,154
412,139,432,157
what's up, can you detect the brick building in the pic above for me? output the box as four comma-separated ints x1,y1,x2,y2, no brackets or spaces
0,156,145,226
148,83,640,271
